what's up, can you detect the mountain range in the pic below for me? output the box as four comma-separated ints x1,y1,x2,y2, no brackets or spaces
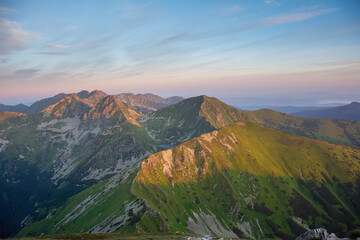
0,91,184,114
0,91,359,239
293,102,360,121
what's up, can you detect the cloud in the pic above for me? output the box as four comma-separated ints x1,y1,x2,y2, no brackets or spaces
257,8,337,27
0,6,16,15
47,43,69,48
264,0,280,6
37,51,69,55
0,18,32,54
14,68,41,75
0,7,15,15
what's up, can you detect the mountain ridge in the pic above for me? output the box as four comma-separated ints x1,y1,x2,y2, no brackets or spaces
1,92,360,238
132,121,360,238
293,102,360,121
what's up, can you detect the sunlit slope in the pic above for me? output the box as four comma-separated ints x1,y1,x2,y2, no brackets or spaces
132,121,360,239
240,109,360,147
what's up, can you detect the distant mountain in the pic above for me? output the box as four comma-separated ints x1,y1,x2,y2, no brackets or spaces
293,102,360,121
266,106,331,114
0,103,30,113
42,94,91,118
115,93,184,112
85,95,141,126
77,90,108,106
0,91,183,114
133,121,360,238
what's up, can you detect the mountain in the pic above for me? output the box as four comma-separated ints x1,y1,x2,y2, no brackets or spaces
235,105,331,113
0,103,30,113
264,106,331,114
0,93,69,114
141,95,243,145
293,102,360,121
142,95,360,148
0,93,157,237
0,91,183,114
41,94,91,118
17,164,144,236
29,93,69,113
1,92,360,238
77,90,108,107
115,93,184,112
132,121,360,238
85,96,141,126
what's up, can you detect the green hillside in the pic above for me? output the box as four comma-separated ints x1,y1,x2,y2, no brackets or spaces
132,121,360,238
240,109,360,147
143,95,360,148
18,165,144,237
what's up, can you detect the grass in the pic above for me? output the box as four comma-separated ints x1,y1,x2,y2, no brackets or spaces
132,121,360,238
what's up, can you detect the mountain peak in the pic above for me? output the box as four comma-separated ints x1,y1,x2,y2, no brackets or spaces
42,93,90,118
115,93,184,112
80,90,108,107
199,95,243,129
85,95,141,125
143,95,243,144
89,90,107,96
76,90,90,99
349,102,360,106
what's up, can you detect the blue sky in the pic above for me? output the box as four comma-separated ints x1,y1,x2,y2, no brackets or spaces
0,0,359,105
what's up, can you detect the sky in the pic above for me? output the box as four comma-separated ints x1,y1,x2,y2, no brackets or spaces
0,0,359,106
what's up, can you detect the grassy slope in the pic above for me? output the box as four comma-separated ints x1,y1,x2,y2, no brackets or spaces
18,167,144,237
144,95,360,148
132,121,360,239
239,109,360,147
142,96,214,145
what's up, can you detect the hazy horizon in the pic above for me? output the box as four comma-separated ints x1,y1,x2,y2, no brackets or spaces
0,0,359,106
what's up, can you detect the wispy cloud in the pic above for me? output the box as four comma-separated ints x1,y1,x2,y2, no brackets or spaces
37,51,69,55
0,18,32,54
257,7,337,27
0,6,16,15
47,43,69,48
14,68,41,75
